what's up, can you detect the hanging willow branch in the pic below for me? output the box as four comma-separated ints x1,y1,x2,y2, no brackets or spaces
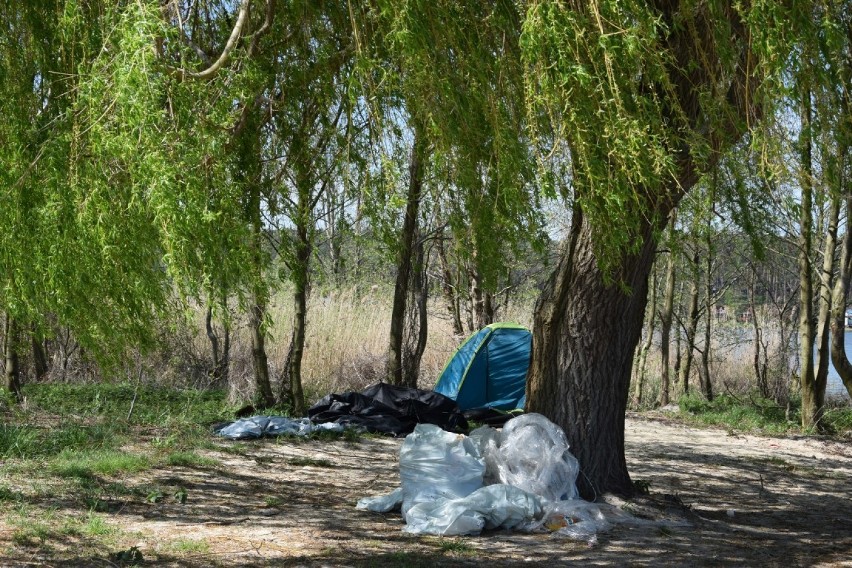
158,0,250,81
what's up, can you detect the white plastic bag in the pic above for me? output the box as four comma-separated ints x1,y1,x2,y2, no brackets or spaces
403,484,543,536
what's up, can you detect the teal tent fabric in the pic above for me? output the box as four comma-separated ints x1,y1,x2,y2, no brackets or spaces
433,323,531,411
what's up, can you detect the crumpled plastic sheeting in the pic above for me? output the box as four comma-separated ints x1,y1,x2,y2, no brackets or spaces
470,413,580,502
213,416,344,440
398,424,485,516
403,484,543,536
359,415,608,538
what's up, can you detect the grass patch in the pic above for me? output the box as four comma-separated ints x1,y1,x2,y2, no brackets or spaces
437,537,475,555
0,485,23,502
165,451,219,468
165,538,210,555
50,449,151,479
678,394,800,434
23,382,235,427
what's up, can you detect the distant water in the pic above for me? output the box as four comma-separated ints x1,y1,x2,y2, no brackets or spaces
825,333,852,400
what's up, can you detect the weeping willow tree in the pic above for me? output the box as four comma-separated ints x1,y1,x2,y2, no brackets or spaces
0,0,255,396
520,0,828,496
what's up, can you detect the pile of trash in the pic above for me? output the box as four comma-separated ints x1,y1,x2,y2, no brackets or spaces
213,416,345,439
357,413,612,541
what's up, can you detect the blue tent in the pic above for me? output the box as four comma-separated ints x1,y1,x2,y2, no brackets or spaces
433,323,531,412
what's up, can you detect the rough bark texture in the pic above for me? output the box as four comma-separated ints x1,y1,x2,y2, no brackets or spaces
527,211,658,499
387,132,423,385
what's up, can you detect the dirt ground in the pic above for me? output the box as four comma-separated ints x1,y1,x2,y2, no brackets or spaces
3,413,852,567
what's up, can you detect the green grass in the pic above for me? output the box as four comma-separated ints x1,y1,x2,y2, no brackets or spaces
22,382,235,427
165,450,219,468
677,393,852,435
50,449,152,479
678,393,800,434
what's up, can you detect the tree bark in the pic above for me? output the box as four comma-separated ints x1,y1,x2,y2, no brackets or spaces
248,184,275,409
814,193,839,406
699,220,714,401
387,130,424,385
682,251,700,396
830,174,852,398
798,86,822,429
287,213,310,415
658,215,677,407
437,229,464,336
401,234,429,388
527,209,659,499
633,264,657,407
31,325,49,381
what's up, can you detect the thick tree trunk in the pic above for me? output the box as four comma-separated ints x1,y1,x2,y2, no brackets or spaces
387,131,424,385
3,315,22,401
527,210,658,499
658,217,677,407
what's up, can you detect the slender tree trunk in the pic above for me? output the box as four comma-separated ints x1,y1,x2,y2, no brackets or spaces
682,252,700,395
814,193,839,405
31,325,48,381
3,315,22,401
798,86,822,429
387,130,424,385
527,209,659,498
205,305,221,377
830,161,852,398
699,228,714,401
437,229,464,336
633,265,657,407
248,185,275,409
749,268,769,397
469,260,493,330
659,215,677,407
401,234,428,388
288,214,310,415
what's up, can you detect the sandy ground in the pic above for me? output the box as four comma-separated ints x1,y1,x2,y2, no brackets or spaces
3,414,852,567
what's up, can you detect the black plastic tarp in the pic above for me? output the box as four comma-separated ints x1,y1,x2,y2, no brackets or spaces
308,382,468,436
